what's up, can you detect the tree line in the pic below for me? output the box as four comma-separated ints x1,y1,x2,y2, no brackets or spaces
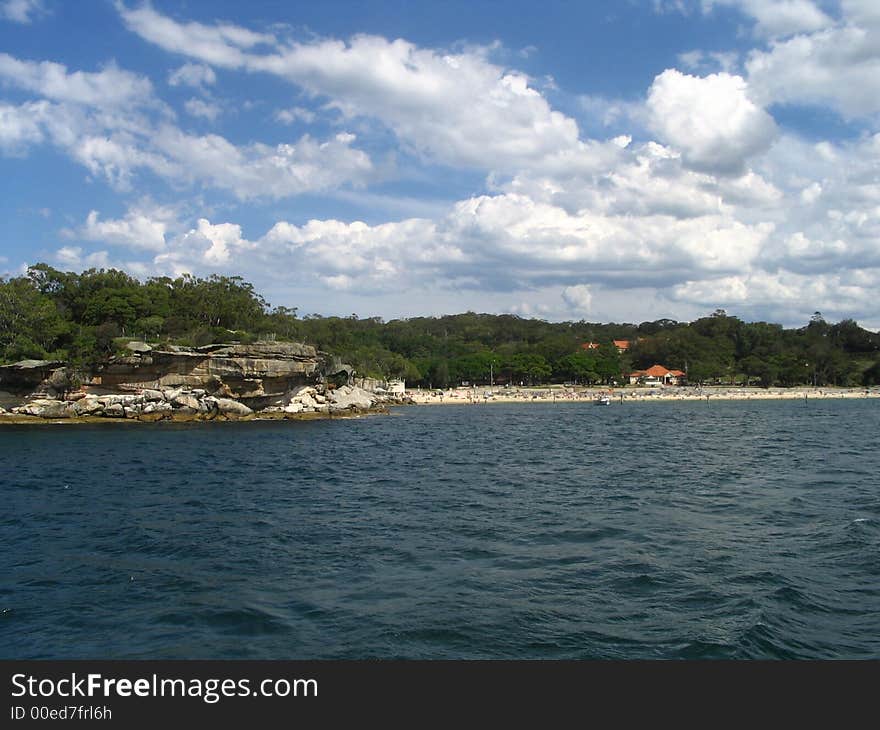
2,264,879,387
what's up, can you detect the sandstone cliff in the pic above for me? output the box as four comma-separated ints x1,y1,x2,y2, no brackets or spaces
0,340,407,421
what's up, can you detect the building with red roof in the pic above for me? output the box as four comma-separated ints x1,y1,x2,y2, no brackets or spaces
627,364,686,386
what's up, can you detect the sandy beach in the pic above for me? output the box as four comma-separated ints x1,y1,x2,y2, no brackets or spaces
407,385,880,405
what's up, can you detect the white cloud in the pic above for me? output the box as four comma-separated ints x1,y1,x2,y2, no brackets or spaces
703,0,832,38
53,246,111,270
168,62,216,89
0,51,376,198
184,97,222,121
118,4,587,173
274,106,316,125
257,37,585,173
745,23,880,117
0,100,46,153
261,217,442,291
116,2,275,67
70,133,177,190
672,268,880,325
0,53,153,109
2,3,874,329
677,49,739,74
647,69,777,175
78,207,171,252
561,284,593,313
0,0,45,24
152,128,374,199
578,94,647,135
842,0,880,27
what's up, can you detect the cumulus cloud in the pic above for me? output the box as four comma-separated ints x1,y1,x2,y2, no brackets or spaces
677,49,739,74
672,268,880,326
0,53,154,109
842,0,880,27
0,0,45,24
76,207,171,252
53,246,111,270
746,24,880,117
0,100,47,153
117,3,586,173
0,51,377,198
3,3,876,328
116,2,275,67
561,284,593,313
152,128,374,199
647,69,777,175
274,106,316,125
703,0,832,38
184,97,222,121
168,62,216,89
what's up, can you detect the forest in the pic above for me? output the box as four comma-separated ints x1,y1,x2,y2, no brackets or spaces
2,264,879,388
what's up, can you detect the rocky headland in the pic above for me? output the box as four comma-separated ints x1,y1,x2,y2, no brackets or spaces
0,340,410,423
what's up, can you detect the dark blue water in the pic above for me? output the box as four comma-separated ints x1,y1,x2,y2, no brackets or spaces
2,399,879,659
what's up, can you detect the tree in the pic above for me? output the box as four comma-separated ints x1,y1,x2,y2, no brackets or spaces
0,276,68,362
862,360,880,386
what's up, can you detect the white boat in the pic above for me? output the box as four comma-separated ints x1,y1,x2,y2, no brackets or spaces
595,394,611,405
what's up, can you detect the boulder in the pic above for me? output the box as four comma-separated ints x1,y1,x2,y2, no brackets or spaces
72,397,104,416
171,394,202,411
98,394,137,407
125,341,153,353
104,403,125,417
143,401,173,415
289,385,316,399
162,387,184,402
328,385,374,411
140,401,172,420
207,397,253,417
298,394,319,410
141,389,164,402
283,402,303,414
19,399,70,418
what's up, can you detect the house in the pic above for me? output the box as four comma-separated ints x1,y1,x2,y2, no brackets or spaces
627,364,686,386
613,339,631,352
580,341,601,350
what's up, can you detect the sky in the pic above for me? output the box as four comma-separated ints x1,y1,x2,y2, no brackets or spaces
1,0,879,329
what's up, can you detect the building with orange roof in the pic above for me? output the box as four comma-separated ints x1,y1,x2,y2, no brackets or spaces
627,364,686,386
613,339,630,352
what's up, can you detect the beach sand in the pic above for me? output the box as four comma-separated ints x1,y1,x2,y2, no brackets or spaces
406,385,880,405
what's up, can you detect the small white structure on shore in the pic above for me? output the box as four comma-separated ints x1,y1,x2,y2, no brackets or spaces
386,379,406,395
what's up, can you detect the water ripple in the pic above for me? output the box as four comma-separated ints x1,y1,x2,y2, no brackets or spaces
2,399,879,658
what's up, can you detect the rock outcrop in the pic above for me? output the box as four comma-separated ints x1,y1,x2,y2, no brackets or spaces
0,360,66,400
0,340,412,422
95,341,324,409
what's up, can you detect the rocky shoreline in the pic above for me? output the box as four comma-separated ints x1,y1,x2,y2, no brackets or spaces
0,340,410,424
0,383,402,424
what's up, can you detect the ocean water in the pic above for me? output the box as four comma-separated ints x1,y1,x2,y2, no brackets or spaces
1,399,879,659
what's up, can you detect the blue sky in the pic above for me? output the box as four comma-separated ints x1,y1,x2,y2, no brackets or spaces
2,0,879,329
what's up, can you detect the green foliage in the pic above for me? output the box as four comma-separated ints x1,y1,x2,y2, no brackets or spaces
862,360,880,386
2,264,879,389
